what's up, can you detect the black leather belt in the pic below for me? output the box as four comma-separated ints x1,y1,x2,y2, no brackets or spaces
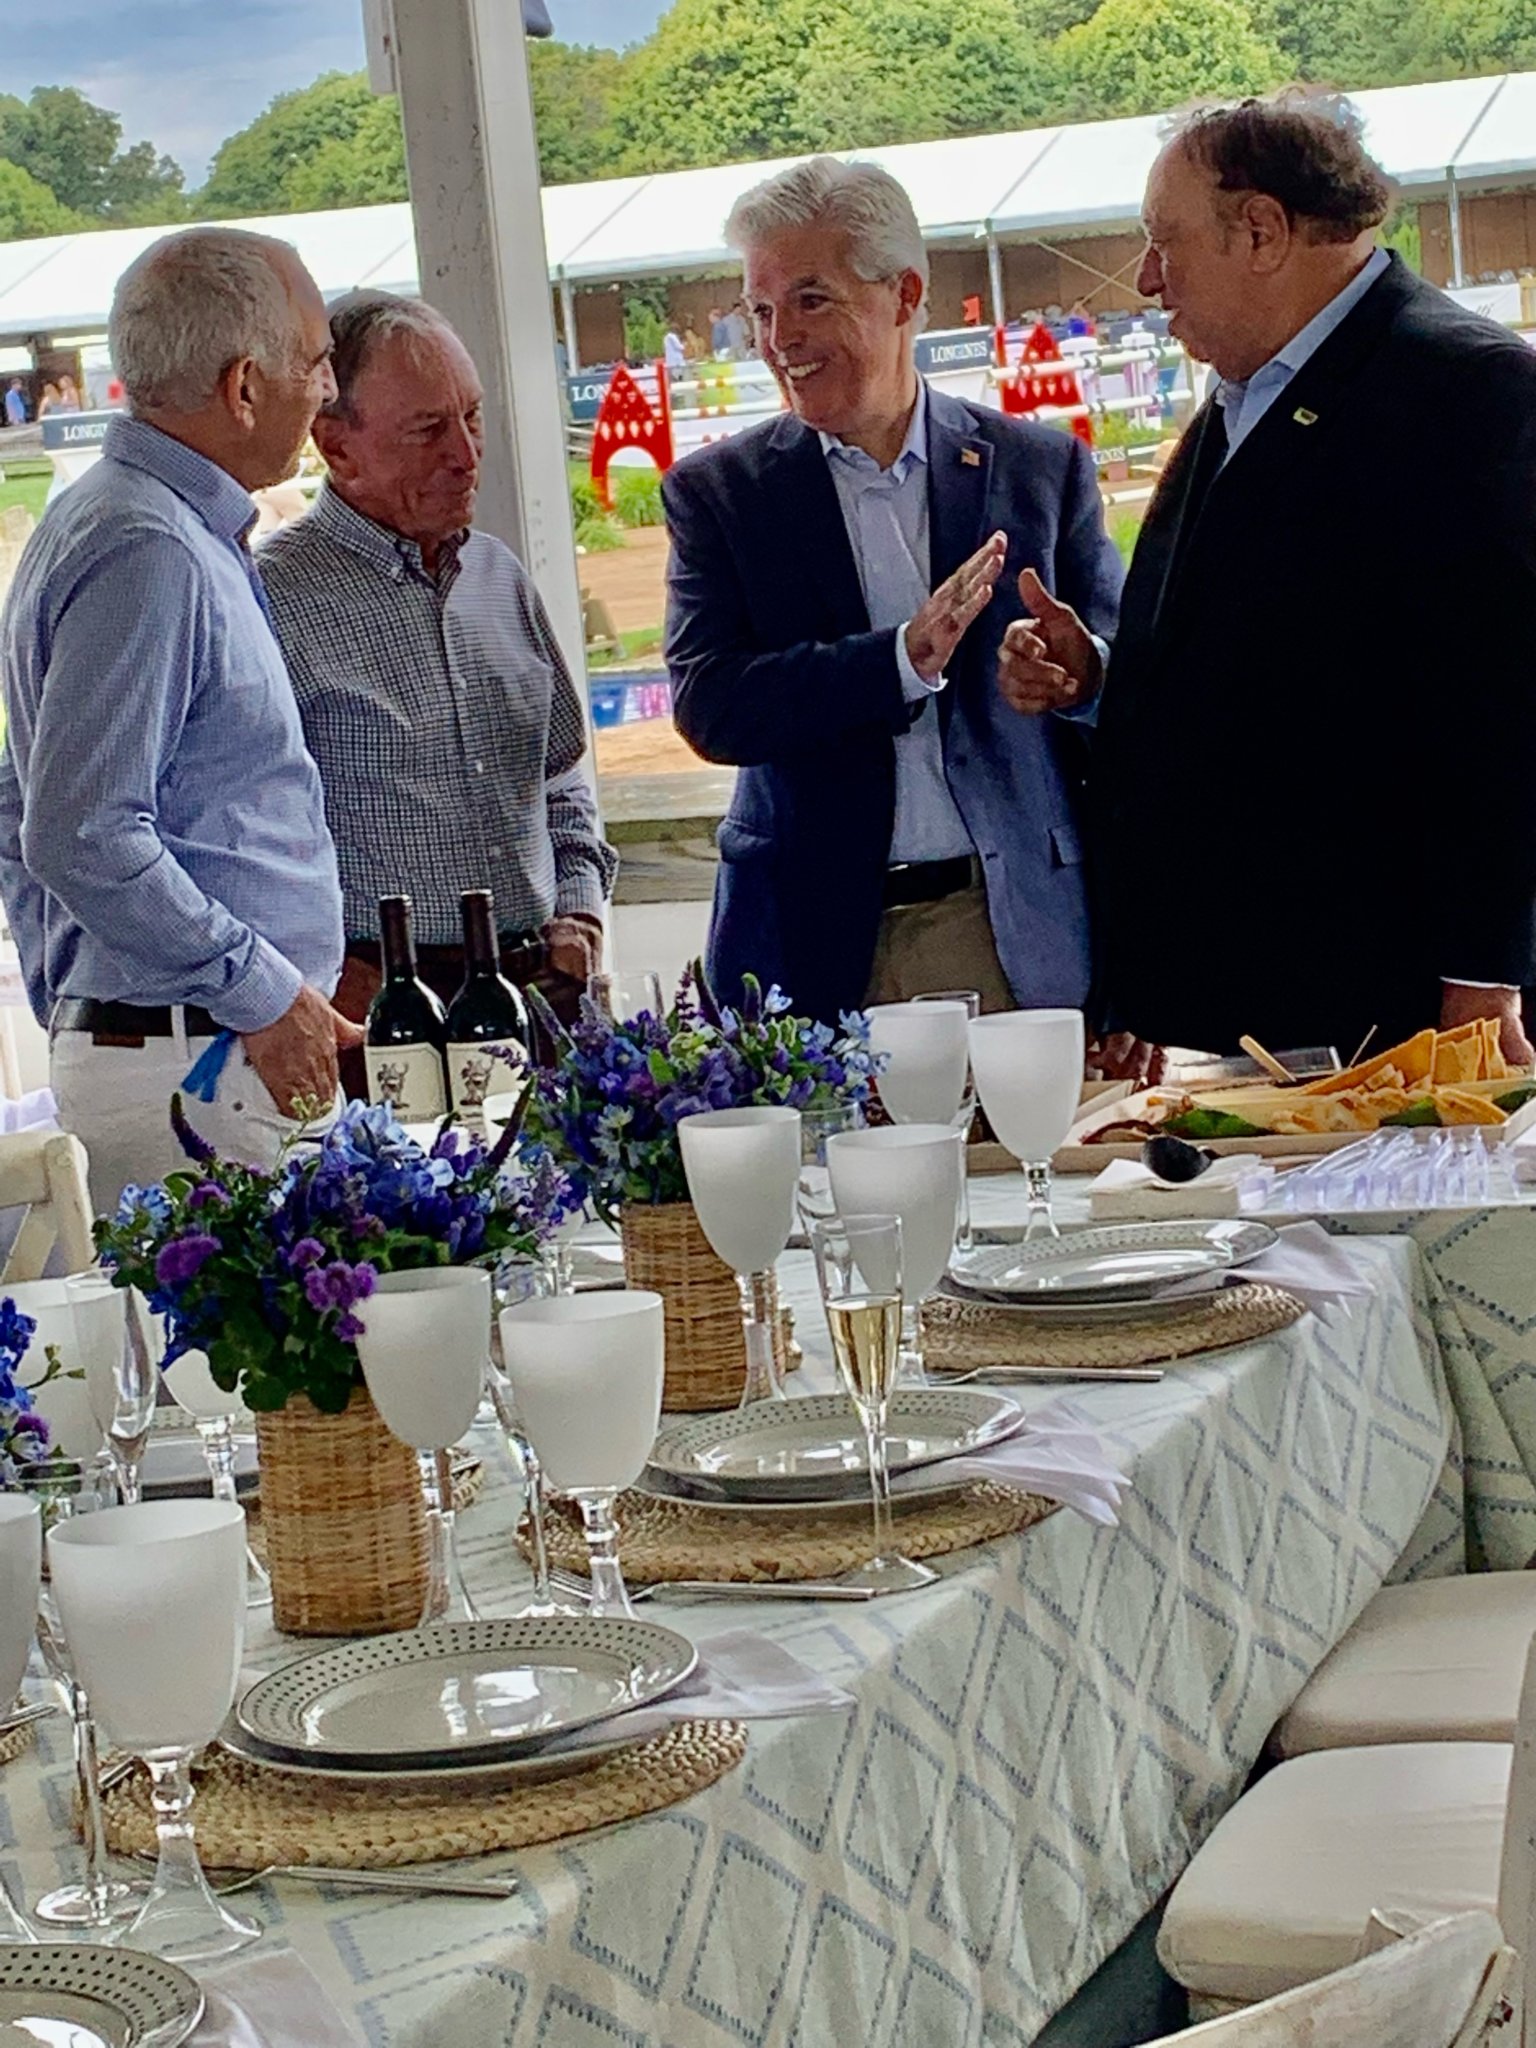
52,998,223,1045
882,855,978,910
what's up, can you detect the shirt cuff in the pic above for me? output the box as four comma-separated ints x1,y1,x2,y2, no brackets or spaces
896,623,945,704
219,939,305,1035
1442,979,1519,991
554,868,611,924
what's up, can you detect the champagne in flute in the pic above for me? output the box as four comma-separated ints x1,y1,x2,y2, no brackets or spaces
826,1294,902,1408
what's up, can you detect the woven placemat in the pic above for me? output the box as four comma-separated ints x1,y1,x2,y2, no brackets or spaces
922,1282,1307,1373
0,1718,35,1768
99,1719,747,1871
525,1481,1058,1585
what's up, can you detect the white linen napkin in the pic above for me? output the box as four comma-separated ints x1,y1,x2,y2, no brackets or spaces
542,1627,855,1751
893,1396,1129,1526
1215,1221,1376,1311
1087,1153,1266,1220
195,1947,363,2046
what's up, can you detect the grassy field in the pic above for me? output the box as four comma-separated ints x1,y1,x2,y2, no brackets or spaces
0,462,49,528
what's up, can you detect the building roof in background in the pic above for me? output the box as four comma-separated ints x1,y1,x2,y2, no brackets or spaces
0,70,1531,336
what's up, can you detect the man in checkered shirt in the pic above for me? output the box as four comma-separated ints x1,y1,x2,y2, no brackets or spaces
258,291,616,1082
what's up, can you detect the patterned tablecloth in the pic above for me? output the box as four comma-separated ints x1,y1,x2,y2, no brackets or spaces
2,1231,1459,2048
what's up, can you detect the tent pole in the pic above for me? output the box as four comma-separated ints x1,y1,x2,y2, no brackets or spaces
559,273,581,372
1446,166,1465,287
986,233,1006,330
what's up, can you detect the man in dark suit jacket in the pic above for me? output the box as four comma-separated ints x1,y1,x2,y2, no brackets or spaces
663,156,1124,1030
1001,91,1536,1064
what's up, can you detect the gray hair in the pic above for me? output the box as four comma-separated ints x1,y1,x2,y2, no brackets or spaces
109,226,303,415
725,156,930,333
321,290,459,422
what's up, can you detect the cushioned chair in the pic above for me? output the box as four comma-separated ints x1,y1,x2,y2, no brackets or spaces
1157,1631,1536,2019
1275,1575,1536,1756
1144,1911,1510,2046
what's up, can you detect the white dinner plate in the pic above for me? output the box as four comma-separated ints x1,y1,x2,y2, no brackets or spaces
236,1616,697,1766
0,1945,202,2048
646,1388,1023,1500
932,1276,1227,1325
634,1465,971,1517
947,1221,1277,1302
140,1430,259,1502
218,1715,638,1790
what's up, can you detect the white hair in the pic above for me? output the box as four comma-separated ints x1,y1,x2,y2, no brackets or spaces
109,226,303,415
725,156,930,333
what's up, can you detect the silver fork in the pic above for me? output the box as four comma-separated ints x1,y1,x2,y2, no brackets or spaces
211,1864,517,1900
547,1567,876,1604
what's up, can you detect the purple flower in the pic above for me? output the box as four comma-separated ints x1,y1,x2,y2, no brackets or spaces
302,1260,378,1318
170,1094,218,1166
187,1182,230,1211
286,1237,326,1270
154,1233,222,1287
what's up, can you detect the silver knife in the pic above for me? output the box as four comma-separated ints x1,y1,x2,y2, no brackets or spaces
0,1702,57,1737
249,1865,518,1899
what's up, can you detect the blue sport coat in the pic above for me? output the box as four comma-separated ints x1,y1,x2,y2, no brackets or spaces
663,385,1123,1023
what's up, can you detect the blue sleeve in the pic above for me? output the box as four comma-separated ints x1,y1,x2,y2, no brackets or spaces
17,532,301,1032
0,745,50,1026
663,464,910,766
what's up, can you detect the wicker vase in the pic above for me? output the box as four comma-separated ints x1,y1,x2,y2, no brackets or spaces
620,1199,788,1411
253,1386,428,1636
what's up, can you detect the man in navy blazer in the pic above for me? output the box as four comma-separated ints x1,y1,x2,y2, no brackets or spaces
663,156,1124,1027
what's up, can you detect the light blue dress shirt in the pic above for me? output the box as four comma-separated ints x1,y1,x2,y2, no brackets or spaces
0,415,343,1031
1215,246,1389,459
819,384,976,865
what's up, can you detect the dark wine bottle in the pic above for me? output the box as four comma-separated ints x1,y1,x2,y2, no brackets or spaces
364,896,448,1120
444,889,530,1123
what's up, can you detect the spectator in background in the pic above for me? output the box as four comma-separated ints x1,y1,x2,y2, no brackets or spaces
708,305,733,356
3,380,26,427
663,324,687,375
683,322,705,361
1066,300,1097,337
34,383,61,417
56,374,83,412
724,305,750,357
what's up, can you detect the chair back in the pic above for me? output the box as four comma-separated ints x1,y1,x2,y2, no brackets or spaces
0,1127,94,1281
1142,1911,1509,2047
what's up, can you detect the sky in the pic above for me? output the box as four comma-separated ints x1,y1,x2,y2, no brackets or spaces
1,0,671,189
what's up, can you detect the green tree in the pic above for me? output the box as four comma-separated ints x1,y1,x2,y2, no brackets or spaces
609,0,832,170
1050,0,1288,120
528,41,628,184
0,157,80,240
283,98,408,210
797,0,1055,149
199,72,381,216
0,85,182,223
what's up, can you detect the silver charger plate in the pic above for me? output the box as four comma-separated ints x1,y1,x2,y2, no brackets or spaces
236,1616,697,1766
647,1388,1023,1501
933,1275,1226,1325
634,1464,971,1517
0,1945,203,2048
947,1221,1277,1303
218,1714,638,1790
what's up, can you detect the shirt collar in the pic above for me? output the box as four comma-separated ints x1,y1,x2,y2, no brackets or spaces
1218,245,1390,410
104,415,257,542
818,378,929,477
308,481,468,583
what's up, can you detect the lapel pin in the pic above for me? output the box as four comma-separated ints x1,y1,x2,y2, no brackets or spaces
960,447,981,467
1292,406,1319,426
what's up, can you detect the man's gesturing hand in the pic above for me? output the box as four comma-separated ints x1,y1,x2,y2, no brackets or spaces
904,532,1008,684
997,568,1102,715
243,983,365,1120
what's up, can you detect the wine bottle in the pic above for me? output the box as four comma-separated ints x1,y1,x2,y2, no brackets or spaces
364,896,448,1120
444,889,530,1125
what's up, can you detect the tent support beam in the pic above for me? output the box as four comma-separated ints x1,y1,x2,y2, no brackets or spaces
559,273,580,373
1447,166,1466,287
986,233,1006,329
1011,234,1148,303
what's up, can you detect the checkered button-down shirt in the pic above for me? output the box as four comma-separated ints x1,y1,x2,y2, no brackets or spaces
258,484,616,946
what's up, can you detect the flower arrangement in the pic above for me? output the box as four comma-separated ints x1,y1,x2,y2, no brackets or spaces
95,1097,576,1418
0,1298,53,1486
526,967,879,1220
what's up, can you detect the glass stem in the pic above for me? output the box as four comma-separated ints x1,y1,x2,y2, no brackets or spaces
954,1106,977,1255
737,1270,785,1404
576,1492,632,1619
419,1449,450,1623
517,1433,555,1608
143,1751,213,1909
1024,1159,1059,1240
198,1417,239,1504
435,1445,478,1621
71,1685,114,1916
862,1405,896,1565
109,1436,143,1508
899,1303,927,1389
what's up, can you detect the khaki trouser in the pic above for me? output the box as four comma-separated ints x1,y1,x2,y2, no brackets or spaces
863,881,1016,1012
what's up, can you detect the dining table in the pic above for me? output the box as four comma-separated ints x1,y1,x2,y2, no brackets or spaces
1,1182,1465,2047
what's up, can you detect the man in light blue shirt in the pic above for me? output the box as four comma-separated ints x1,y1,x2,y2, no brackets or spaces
0,226,356,1211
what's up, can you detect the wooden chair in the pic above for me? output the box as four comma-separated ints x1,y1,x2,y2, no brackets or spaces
1275,1575,1536,1755
0,1126,94,1281
1145,1911,1510,2046
1158,1632,1536,2025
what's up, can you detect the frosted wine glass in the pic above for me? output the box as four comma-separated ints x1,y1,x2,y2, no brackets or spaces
678,1105,801,1406
867,1002,970,1126
46,1500,257,1966
6,1279,102,1464
913,989,982,1253
354,1266,490,1626
486,1257,581,1618
66,1273,156,1508
160,1346,271,1609
499,1291,664,1620
0,1496,40,1711
797,1103,862,1239
968,1009,1086,1239
826,1124,963,1387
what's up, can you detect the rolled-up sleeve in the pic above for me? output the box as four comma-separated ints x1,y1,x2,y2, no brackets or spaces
18,534,301,1031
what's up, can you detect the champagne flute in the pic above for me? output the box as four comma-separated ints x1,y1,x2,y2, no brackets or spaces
678,1106,802,1406
499,1291,664,1620
811,1215,936,1593
352,1267,490,1626
486,1255,580,1617
158,1343,271,1609
968,1009,1086,1239
912,989,982,1253
46,1499,258,1965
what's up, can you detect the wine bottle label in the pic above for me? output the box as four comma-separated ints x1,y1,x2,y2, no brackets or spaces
365,1045,447,1122
447,1040,527,1118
